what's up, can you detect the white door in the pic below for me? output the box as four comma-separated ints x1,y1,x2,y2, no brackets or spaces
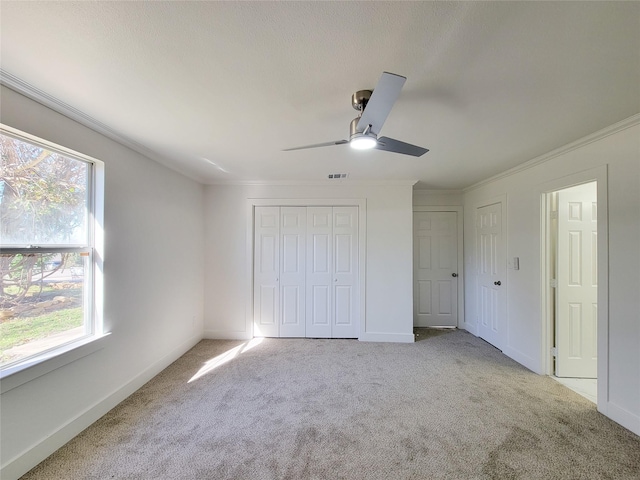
255,205,359,339
306,207,333,338
556,183,597,378
279,207,306,337
253,206,280,337
306,206,358,338
476,203,506,350
332,207,359,338
413,212,458,327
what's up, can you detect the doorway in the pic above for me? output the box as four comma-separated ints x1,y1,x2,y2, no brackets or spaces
546,181,598,402
413,211,458,327
413,207,464,329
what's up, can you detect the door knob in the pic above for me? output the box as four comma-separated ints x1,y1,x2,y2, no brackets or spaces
494,281,501,286
452,273,458,277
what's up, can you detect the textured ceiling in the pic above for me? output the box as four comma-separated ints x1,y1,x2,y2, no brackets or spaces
1,1,639,188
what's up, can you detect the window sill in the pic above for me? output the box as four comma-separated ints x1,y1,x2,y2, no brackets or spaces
0,333,111,394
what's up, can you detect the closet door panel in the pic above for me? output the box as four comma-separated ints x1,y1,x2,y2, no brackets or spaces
279,207,306,337
306,207,333,338
254,206,280,337
332,207,359,338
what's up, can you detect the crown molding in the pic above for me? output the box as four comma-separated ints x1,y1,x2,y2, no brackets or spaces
413,189,463,195
0,69,202,183
464,113,640,193
206,179,419,187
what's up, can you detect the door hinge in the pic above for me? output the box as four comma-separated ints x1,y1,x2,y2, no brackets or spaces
550,211,558,220
550,279,557,288
551,347,557,357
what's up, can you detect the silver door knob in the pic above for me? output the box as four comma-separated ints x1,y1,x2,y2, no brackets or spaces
452,273,458,277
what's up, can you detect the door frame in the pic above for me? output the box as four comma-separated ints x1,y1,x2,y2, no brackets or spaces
538,166,608,408
246,198,367,340
413,206,464,328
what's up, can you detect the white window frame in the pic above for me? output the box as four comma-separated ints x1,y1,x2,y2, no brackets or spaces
0,124,107,393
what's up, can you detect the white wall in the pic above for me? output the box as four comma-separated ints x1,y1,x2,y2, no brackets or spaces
413,189,463,207
203,183,414,342
0,86,205,479
463,118,640,436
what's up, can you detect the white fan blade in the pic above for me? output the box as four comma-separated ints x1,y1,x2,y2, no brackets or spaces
356,72,406,135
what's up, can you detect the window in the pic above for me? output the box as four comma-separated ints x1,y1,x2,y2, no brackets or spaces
0,125,104,375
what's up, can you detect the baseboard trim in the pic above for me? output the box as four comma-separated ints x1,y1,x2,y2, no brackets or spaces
461,322,478,336
602,401,640,437
359,332,415,343
1,334,203,480
203,330,417,343
203,329,252,340
502,346,540,374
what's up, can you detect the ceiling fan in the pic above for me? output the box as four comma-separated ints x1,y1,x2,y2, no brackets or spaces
284,72,428,157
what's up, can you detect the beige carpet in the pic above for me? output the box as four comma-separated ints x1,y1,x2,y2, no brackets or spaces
21,330,640,479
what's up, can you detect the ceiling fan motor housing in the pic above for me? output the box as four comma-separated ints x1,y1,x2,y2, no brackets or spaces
351,90,372,112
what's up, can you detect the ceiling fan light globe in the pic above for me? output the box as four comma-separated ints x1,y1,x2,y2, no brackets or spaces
350,135,377,150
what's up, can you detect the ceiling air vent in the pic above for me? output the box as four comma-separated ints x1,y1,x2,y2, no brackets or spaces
328,173,348,179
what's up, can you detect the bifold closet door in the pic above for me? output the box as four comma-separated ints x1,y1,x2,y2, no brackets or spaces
306,206,359,338
254,206,280,337
279,207,306,337
253,206,306,337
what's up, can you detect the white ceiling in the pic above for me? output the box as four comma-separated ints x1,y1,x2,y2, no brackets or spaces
1,1,638,189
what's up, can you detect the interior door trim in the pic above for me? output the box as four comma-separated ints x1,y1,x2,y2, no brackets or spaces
413,206,464,328
246,198,367,340
537,166,608,409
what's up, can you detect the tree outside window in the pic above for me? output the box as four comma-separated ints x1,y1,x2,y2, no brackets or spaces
1,130,95,368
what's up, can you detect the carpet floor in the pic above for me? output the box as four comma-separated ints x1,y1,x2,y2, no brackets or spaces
21,329,640,479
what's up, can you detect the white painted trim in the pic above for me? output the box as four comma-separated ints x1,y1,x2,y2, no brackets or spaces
413,189,463,195
0,334,203,480
203,330,252,341
0,334,110,394
413,206,463,212
359,332,415,343
245,199,367,341
464,114,640,193
463,322,479,336
210,179,418,187
536,166,609,408
0,70,201,183
412,206,465,329
1,123,101,166
503,346,539,374
602,402,640,437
